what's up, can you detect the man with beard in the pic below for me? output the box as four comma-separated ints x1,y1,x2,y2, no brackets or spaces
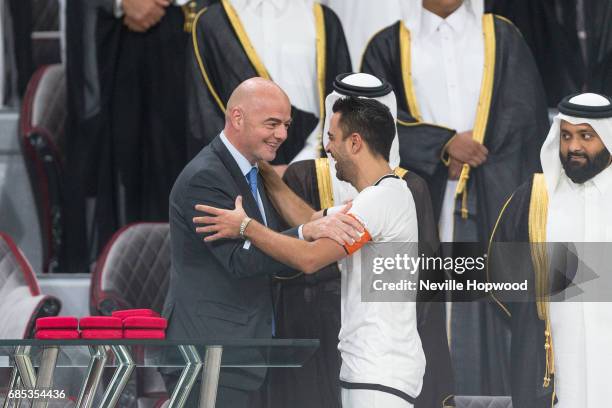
258,72,453,408
195,97,426,408
488,92,612,407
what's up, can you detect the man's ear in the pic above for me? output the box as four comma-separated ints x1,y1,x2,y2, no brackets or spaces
230,107,244,130
350,133,363,154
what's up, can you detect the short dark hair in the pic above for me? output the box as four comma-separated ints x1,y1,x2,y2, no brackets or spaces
331,97,395,161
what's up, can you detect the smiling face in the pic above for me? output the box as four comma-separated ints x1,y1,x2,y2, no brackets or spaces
325,112,357,183
559,120,611,183
225,78,292,164
241,94,291,163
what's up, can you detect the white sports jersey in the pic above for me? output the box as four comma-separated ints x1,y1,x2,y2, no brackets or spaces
337,175,426,402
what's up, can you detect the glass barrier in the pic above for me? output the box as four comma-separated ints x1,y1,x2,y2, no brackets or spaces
0,338,319,408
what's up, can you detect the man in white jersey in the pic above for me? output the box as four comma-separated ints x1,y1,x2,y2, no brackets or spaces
194,96,426,407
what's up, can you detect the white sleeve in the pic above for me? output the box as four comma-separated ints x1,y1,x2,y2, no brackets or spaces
348,188,386,240
174,0,191,5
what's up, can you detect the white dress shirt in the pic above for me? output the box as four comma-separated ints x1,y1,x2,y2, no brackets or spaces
219,132,267,227
231,0,321,161
409,3,484,243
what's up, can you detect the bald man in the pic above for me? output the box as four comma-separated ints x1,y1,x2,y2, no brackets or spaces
162,77,363,407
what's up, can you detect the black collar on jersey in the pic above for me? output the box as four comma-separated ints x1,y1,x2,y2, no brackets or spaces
333,73,393,98
373,173,399,186
558,94,612,118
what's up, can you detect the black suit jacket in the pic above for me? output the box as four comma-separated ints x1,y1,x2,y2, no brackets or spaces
163,135,296,390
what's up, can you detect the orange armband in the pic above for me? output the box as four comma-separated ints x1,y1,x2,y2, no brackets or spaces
343,214,371,255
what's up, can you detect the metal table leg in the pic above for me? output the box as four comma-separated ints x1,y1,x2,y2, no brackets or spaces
98,345,135,408
199,346,223,408
14,347,35,390
167,345,202,408
14,375,23,408
32,346,60,408
12,381,21,408
11,374,26,408
75,345,109,408
2,365,19,408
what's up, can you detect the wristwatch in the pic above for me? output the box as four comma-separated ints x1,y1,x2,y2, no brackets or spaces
239,217,253,239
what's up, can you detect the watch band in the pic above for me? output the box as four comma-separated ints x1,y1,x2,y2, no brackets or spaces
240,217,253,239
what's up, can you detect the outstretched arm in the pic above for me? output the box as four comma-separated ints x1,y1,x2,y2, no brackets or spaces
193,196,363,273
193,196,346,274
243,219,346,274
258,161,315,226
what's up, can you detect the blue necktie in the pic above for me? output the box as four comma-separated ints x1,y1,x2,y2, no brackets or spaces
246,167,258,199
246,167,276,335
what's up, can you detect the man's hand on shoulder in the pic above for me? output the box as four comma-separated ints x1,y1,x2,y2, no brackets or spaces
193,196,247,242
302,203,364,246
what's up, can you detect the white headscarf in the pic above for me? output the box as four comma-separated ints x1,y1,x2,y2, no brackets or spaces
402,0,484,33
540,93,612,196
321,72,400,205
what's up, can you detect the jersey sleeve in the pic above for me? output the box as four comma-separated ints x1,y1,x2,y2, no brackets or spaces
343,188,386,255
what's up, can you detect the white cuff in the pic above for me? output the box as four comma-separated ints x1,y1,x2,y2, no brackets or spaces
326,205,345,217
113,0,124,18
298,224,305,240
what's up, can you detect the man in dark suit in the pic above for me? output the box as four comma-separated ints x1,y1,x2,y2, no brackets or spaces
163,77,363,407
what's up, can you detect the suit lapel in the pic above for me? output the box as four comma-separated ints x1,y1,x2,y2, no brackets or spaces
210,136,265,224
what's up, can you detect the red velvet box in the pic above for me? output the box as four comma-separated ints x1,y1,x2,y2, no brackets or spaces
80,329,123,339
79,316,123,330
35,330,80,340
124,329,166,339
36,316,78,331
112,309,160,319
123,316,167,330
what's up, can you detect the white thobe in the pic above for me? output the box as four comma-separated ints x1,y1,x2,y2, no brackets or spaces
547,166,612,408
409,3,483,242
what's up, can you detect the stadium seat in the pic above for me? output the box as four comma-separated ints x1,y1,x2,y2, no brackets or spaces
0,232,60,339
90,223,170,316
19,64,67,273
